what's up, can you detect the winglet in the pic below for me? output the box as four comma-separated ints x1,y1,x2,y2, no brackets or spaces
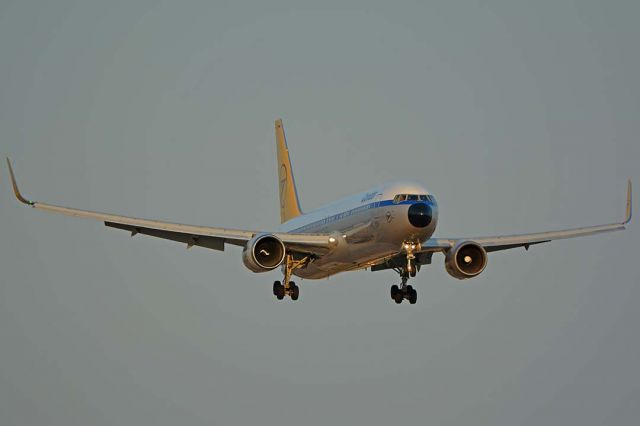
624,179,632,224
5,158,34,206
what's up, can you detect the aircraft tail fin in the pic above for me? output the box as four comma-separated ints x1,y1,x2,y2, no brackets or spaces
275,119,303,223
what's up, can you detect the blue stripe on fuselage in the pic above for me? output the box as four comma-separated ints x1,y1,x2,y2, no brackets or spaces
290,199,435,233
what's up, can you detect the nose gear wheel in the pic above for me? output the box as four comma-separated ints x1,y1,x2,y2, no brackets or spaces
391,284,417,304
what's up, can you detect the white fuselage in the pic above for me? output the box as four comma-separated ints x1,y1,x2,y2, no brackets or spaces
275,181,438,279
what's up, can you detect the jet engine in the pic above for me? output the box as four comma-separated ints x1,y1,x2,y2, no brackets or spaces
445,241,488,279
242,233,287,272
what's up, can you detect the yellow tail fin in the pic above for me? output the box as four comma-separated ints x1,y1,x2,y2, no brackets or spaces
275,119,303,223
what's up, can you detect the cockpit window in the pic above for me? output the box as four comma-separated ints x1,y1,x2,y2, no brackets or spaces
393,194,407,203
394,193,436,203
395,194,433,203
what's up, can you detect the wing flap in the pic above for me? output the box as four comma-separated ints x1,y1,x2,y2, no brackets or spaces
105,222,227,250
33,201,255,243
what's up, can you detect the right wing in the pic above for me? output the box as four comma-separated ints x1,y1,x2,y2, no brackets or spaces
6,158,333,255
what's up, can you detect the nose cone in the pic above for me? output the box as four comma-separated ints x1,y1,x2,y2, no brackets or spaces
408,203,433,228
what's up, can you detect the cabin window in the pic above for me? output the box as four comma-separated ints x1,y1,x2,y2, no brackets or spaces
407,194,419,201
393,194,407,203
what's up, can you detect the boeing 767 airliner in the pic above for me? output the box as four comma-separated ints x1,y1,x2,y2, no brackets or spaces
6,119,632,303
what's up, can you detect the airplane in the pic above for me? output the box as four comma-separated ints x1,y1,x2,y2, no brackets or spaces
5,119,632,304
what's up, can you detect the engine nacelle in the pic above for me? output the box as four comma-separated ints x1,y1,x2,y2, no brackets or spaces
445,241,488,280
242,233,287,273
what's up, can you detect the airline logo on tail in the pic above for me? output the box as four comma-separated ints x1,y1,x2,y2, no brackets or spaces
279,164,287,209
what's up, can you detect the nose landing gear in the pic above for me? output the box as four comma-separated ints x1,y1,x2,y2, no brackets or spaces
390,272,418,304
390,242,420,304
391,283,417,304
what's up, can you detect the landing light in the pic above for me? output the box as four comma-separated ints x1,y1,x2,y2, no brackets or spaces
329,237,337,243
464,255,472,264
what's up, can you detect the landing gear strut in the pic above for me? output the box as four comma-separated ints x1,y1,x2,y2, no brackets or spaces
273,254,309,301
390,242,419,304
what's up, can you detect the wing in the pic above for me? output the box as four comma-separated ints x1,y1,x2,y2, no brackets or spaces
370,181,631,273
6,158,333,255
422,180,632,253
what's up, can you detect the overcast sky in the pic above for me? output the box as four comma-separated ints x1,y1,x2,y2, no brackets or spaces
1,1,638,425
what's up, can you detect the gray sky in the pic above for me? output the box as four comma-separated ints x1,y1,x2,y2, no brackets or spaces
1,1,638,425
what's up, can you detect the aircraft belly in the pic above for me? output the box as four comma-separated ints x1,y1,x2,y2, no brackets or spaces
291,203,435,280
293,233,400,279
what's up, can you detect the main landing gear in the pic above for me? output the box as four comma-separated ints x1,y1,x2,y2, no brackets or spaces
390,242,419,304
273,254,310,301
273,280,298,300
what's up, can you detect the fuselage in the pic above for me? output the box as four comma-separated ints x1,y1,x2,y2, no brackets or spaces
276,181,438,279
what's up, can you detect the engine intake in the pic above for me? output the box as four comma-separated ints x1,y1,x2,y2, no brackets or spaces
242,234,286,273
445,241,488,279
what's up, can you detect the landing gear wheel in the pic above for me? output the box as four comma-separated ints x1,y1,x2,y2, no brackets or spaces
390,285,399,300
290,282,299,301
409,268,417,278
391,285,403,304
407,286,417,304
273,281,285,300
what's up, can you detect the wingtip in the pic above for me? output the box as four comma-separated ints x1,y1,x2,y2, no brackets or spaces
624,179,632,225
5,157,34,206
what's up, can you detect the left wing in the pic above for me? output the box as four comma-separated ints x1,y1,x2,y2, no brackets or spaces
370,181,631,273
422,180,632,253
6,158,333,255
